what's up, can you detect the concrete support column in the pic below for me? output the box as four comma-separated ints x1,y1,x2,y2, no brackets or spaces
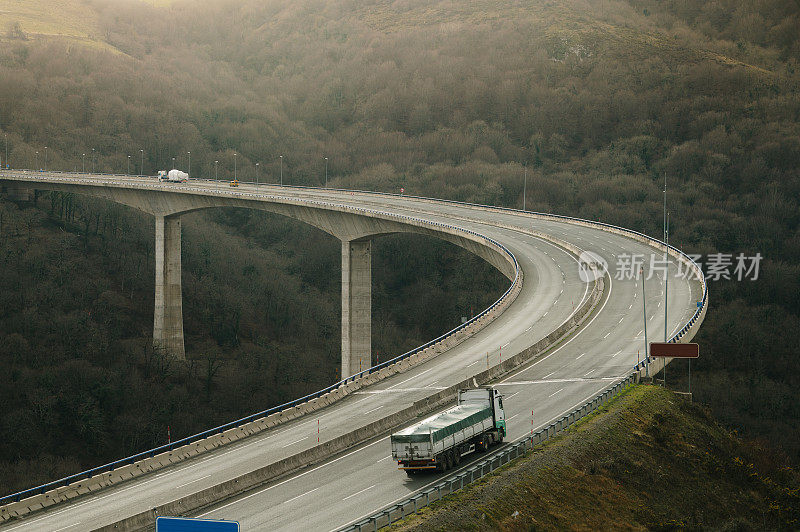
341,239,371,378
153,214,185,359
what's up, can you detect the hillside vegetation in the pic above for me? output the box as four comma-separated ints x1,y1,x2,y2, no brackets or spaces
0,0,798,493
392,386,799,530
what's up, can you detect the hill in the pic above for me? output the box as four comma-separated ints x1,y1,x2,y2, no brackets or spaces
0,0,798,493
392,385,799,530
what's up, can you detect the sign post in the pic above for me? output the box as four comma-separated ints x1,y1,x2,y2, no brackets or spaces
649,342,699,395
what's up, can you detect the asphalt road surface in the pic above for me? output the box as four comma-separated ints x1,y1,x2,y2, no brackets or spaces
0,173,699,531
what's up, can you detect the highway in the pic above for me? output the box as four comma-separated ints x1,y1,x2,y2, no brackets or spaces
0,174,700,531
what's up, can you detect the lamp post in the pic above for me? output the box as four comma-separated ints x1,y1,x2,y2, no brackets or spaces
214,160,218,181
523,164,527,211
324,157,328,187
663,174,668,346
140,149,144,176
187,151,191,176
255,162,259,185
641,266,649,379
279,155,283,186
91,148,95,173
44,146,48,171
82,153,86,173
234,153,237,181
35,151,38,171
172,157,176,170
127,155,131,175
4,133,7,169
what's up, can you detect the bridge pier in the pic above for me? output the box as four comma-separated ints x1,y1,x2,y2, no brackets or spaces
341,239,371,378
153,214,185,359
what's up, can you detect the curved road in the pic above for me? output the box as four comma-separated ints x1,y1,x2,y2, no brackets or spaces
0,174,701,531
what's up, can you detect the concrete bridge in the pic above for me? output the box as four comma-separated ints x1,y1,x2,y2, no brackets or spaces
0,169,707,531
1,171,516,378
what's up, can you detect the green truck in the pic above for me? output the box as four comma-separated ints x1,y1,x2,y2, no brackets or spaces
390,387,507,474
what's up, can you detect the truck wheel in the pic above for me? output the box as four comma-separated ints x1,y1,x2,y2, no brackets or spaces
405,469,416,477
437,456,447,472
445,451,453,470
497,430,504,443
454,450,461,466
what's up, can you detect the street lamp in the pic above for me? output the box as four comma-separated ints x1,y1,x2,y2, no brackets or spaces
522,164,527,211
140,149,144,176
187,151,191,176
91,148,95,173
234,153,237,181
214,160,218,180
82,153,86,173
127,155,131,175
35,151,38,171
44,146,48,171
4,133,7,169
172,156,176,169
279,155,283,186
255,162,259,185
324,157,328,187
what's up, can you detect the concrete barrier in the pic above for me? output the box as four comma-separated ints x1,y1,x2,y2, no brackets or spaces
91,271,606,531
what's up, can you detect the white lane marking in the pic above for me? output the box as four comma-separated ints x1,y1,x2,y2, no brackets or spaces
53,524,81,532
505,391,520,400
364,406,384,415
637,330,643,336
426,380,439,387
618,317,624,323
502,342,510,348
386,368,434,389
629,303,632,309
506,413,520,421
200,436,390,516
465,360,480,368
342,484,376,501
175,475,211,490
603,332,610,339
544,371,555,379
650,315,654,321
611,351,620,358
377,455,393,463
499,272,613,383
526,326,532,332
284,487,318,504
282,437,308,448
584,369,595,376
543,311,548,317
548,388,564,398
576,353,586,360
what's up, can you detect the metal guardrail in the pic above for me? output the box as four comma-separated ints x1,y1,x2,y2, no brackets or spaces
339,374,638,531
0,169,707,507
0,170,522,506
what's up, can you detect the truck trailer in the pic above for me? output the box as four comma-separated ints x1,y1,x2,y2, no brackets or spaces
391,387,506,475
158,169,189,182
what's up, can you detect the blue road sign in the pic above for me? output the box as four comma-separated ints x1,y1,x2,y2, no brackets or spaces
156,517,239,532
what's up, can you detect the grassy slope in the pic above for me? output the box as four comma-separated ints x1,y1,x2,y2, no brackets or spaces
392,386,799,530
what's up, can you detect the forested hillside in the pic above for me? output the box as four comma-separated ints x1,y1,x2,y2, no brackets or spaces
1,0,799,493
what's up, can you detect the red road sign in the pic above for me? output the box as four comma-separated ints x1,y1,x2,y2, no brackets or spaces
650,342,699,358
